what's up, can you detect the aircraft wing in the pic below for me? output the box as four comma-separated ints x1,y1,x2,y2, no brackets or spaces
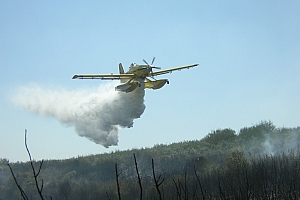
150,64,199,76
72,74,135,80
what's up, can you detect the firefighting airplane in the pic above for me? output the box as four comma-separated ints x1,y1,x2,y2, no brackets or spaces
72,58,198,93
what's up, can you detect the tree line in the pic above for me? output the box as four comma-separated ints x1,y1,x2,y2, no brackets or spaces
1,121,300,199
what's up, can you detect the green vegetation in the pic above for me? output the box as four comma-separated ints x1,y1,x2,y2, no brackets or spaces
1,121,300,199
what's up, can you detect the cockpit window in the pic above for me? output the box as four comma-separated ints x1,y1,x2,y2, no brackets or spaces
130,63,136,68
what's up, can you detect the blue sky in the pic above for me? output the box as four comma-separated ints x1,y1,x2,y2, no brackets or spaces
1,1,299,162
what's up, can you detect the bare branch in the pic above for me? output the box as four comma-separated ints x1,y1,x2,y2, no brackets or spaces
7,163,29,200
152,158,164,200
194,165,205,200
25,129,45,200
173,178,181,199
25,129,32,162
36,160,44,177
115,163,122,200
133,154,143,200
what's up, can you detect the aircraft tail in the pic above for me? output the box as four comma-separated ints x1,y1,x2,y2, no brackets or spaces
119,63,125,74
119,63,128,83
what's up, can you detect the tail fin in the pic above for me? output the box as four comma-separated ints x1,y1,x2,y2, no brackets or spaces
119,63,125,74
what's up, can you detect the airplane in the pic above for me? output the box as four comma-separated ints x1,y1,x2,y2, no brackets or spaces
72,58,199,93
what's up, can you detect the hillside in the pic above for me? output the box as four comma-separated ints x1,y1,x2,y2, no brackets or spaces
1,121,300,199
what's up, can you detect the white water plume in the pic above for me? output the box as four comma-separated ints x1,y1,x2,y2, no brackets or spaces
13,83,146,147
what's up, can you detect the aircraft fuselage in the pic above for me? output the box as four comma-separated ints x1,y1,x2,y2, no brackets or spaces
126,63,151,78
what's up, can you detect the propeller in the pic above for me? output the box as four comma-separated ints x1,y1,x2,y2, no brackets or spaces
143,57,161,69
143,57,161,79
151,57,155,65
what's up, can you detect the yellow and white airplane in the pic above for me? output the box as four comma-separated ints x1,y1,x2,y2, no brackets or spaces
72,58,199,93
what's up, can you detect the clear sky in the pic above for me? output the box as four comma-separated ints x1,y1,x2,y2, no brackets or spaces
1,1,299,162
